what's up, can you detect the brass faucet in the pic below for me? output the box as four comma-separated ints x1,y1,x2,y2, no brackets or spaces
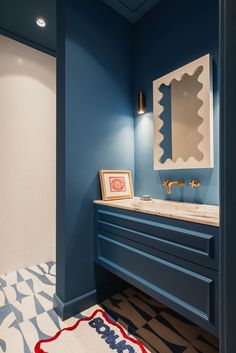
163,179,185,194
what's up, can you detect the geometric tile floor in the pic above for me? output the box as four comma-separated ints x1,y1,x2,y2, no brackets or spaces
0,261,219,353
101,287,219,353
0,261,56,353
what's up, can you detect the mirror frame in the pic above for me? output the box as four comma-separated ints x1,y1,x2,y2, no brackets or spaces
153,54,213,170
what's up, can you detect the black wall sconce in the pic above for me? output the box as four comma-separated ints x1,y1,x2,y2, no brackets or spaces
138,92,146,115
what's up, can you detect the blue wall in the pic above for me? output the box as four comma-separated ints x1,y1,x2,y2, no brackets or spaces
56,0,134,314
56,0,220,317
133,0,219,205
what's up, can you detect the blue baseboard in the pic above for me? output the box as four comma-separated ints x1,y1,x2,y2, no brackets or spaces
53,289,97,320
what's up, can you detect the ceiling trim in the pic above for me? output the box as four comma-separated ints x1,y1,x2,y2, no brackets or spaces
102,0,160,23
118,0,147,13
0,27,56,57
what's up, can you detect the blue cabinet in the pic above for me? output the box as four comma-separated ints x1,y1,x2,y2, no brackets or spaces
94,204,219,336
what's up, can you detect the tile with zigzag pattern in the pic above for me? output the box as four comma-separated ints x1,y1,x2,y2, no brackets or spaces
37,261,56,277
3,281,35,303
0,304,18,330
0,288,8,307
10,292,53,323
0,323,30,353
101,288,219,353
19,310,61,352
0,269,24,287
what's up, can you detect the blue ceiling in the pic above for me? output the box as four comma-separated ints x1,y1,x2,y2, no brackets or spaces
102,0,161,23
0,0,160,55
0,0,56,55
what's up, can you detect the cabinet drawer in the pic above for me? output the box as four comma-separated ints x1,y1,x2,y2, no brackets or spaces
97,207,218,270
96,232,218,336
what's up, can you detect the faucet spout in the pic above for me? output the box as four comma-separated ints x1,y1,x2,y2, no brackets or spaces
163,179,185,194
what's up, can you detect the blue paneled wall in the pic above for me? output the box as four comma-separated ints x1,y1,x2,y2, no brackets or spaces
133,0,219,205
56,0,134,313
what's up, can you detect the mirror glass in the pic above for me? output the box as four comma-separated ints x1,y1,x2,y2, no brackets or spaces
160,66,204,164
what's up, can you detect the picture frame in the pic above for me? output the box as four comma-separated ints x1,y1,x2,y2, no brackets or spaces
99,170,134,201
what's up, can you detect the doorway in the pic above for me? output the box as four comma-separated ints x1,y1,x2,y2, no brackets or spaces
0,35,56,274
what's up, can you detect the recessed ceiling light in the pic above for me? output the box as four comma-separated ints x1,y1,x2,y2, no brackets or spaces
36,17,46,28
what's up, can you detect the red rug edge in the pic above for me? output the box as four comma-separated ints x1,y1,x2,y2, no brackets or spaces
34,308,148,353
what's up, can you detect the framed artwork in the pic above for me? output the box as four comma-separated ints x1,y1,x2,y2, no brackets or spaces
99,170,134,201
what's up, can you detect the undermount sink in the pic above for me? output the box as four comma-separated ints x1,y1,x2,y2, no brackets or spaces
94,197,219,226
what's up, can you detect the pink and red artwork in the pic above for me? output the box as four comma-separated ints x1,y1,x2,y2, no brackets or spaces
109,177,126,193
99,170,134,201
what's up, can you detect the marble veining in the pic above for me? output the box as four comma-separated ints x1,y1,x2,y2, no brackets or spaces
94,197,219,226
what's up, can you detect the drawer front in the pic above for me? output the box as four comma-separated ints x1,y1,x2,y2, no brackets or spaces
97,207,219,270
96,232,218,336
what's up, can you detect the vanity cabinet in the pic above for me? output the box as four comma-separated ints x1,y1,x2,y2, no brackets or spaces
94,204,219,336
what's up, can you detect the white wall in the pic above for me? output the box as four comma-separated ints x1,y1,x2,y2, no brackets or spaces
0,35,56,274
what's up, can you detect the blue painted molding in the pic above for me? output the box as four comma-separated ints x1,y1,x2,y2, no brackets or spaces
102,0,160,23
0,27,56,57
53,267,128,320
97,250,215,321
219,0,236,352
97,206,219,270
53,290,97,320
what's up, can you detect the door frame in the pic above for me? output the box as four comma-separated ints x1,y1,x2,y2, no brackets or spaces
220,0,236,352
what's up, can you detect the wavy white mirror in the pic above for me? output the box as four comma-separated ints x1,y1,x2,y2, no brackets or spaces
153,54,213,170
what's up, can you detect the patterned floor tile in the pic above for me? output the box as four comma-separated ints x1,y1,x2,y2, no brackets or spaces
0,288,8,307
133,289,166,310
19,266,47,281
37,291,54,310
45,273,56,285
19,273,55,296
101,288,219,353
0,270,24,287
10,292,53,323
3,281,35,304
38,261,56,276
102,293,149,331
137,318,192,352
19,262,56,279
0,323,30,353
191,337,219,353
198,329,219,350
0,304,18,331
47,309,66,330
19,311,60,352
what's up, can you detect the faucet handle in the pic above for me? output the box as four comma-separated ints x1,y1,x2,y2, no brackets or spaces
189,179,200,189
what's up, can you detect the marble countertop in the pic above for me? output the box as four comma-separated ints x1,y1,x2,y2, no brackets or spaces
94,197,219,227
